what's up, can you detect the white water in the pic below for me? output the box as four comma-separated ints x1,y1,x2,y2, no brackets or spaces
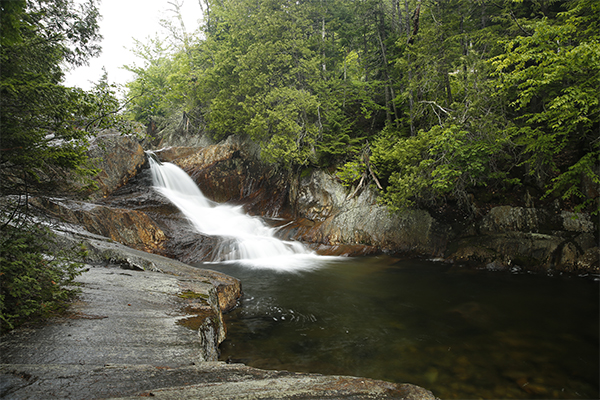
147,154,327,270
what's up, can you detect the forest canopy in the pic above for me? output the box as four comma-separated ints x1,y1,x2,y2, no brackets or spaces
125,0,599,214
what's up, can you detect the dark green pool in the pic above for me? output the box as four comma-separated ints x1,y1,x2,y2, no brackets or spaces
202,257,599,399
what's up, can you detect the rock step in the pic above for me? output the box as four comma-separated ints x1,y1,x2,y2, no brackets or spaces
0,363,437,400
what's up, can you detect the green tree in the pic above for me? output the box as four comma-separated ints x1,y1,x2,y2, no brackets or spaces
125,37,178,124
124,0,598,214
124,2,205,134
0,214,87,332
0,0,102,200
493,0,600,212
0,0,104,331
371,0,516,210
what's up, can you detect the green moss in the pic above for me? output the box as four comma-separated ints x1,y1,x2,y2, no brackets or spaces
299,167,313,179
178,290,209,300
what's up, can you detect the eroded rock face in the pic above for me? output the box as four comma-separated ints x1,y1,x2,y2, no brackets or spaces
286,170,450,257
86,130,146,200
160,136,291,218
30,197,166,253
450,206,599,273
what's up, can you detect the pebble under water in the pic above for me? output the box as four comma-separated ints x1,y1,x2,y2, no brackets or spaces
202,258,599,399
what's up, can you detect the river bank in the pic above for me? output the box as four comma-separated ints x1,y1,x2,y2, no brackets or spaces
0,226,436,399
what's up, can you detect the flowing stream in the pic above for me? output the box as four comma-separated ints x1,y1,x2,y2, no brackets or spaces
147,153,598,399
147,153,329,269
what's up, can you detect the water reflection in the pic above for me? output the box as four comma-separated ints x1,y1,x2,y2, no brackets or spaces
201,257,599,399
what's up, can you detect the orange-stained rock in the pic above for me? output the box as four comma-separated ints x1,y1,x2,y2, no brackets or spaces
30,197,166,253
152,146,199,162
169,137,291,218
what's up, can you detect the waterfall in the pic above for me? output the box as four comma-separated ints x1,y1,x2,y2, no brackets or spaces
147,153,324,270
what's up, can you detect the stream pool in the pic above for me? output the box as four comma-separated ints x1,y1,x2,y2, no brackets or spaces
201,257,599,399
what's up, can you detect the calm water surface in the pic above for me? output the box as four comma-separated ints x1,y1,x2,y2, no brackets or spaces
202,257,599,399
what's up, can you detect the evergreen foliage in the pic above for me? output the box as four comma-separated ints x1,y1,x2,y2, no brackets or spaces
492,0,600,212
0,0,119,331
0,0,103,197
0,212,86,333
124,0,599,214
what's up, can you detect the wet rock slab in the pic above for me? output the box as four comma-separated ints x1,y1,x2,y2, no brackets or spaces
0,262,224,365
0,264,436,400
0,233,436,400
0,363,435,400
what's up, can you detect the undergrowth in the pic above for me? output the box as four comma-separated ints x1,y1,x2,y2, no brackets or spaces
0,214,87,333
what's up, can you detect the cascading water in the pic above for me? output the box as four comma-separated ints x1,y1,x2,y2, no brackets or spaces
147,152,325,269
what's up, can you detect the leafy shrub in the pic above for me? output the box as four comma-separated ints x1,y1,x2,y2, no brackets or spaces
0,217,86,333
337,160,366,187
371,124,514,211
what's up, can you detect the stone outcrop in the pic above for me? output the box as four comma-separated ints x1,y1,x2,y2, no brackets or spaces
450,206,599,273
56,223,240,335
286,170,450,257
157,136,291,218
86,130,146,200
29,197,166,253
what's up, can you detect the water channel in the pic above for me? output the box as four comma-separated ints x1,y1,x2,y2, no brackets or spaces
147,155,599,399
204,259,599,399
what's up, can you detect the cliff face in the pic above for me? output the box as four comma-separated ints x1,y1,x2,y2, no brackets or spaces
158,136,292,219
29,197,167,253
152,137,598,274
33,132,597,274
279,170,450,257
450,206,598,273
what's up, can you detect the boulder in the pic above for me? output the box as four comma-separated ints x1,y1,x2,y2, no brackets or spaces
478,206,545,234
478,206,596,234
449,206,599,273
86,130,146,199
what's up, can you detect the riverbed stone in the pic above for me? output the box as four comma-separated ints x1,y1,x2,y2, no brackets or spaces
153,146,202,162
445,203,599,272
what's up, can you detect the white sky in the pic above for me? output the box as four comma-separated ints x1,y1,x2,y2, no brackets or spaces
64,0,203,90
